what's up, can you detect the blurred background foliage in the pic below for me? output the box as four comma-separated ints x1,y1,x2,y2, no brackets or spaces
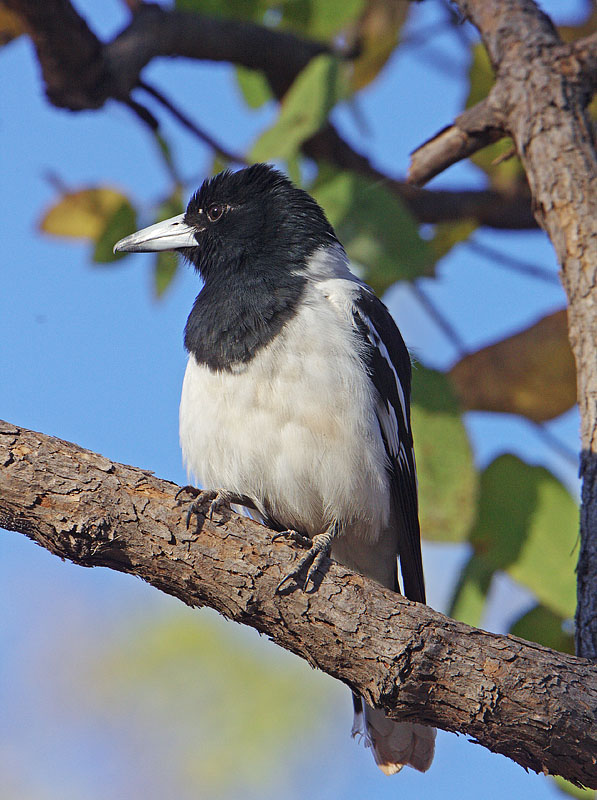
1,0,594,798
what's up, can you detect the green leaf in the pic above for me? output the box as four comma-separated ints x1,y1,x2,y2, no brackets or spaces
156,190,184,222
249,54,349,162
154,252,178,297
175,0,263,19
285,152,302,187
465,42,494,110
312,168,433,291
281,0,365,41
430,219,477,261
472,136,525,191
235,66,272,109
154,132,180,183
210,152,229,176
465,455,578,619
411,367,477,543
93,199,137,263
449,310,577,423
510,604,574,654
449,555,493,626
465,43,524,188
552,776,596,800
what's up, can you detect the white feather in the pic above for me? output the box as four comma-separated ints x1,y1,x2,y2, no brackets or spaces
179,244,390,541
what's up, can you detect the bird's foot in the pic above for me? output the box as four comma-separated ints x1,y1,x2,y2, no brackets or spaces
271,529,313,549
176,486,254,528
276,522,339,593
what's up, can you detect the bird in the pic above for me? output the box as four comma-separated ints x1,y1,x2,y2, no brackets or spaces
113,163,435,775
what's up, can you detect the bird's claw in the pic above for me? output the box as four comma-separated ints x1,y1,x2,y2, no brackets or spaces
276,529,334,593
176,487,231,529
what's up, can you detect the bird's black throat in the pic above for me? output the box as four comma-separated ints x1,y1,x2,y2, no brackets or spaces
181,163,339,371
184,267,307,371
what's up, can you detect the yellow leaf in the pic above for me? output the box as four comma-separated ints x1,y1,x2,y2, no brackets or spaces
39,187,130,242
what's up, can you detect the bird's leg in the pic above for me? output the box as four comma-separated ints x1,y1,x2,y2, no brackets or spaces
175,486,256,528
276,520,340,592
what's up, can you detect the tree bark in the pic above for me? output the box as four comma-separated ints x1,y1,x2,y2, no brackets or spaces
409,0,597,661
1,419,596,788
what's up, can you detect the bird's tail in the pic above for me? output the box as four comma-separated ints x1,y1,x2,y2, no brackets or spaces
352,695,436,775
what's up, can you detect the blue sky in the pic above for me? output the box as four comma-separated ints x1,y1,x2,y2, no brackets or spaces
0,1,589,798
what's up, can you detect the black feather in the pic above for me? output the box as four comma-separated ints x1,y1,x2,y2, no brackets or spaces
353,288,426,604
182,164,338,370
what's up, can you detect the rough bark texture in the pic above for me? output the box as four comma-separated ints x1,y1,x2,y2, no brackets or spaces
1,420,597,788
4,0,537,230
409,99,506,187
409,0,597,661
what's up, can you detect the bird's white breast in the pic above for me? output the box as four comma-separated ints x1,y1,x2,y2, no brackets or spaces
179,268,390,540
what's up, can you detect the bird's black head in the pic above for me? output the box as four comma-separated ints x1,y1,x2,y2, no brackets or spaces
113,164,341,370
182,163,337,283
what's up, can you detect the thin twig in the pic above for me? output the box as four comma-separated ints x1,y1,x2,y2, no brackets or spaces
466,239,561,285
411,281,469,358
138,80,247,165
125,96,159,130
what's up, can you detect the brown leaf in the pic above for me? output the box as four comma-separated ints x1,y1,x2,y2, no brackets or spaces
448,309,576,422
0,4,26,46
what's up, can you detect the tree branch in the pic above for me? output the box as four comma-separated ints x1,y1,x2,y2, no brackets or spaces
408,97,506,187
137,80,247,165
4,0,538,230
1,419,596,787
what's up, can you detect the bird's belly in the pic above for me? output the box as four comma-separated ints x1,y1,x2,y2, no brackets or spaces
179,329,390,539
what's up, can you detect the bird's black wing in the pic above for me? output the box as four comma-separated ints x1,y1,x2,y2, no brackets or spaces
352,288,426,604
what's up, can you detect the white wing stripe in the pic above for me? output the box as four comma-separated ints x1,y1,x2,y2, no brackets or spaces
360,313,410,435
399,443,412,475
378,401,400,458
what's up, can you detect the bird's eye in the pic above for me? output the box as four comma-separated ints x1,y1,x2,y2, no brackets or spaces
207,204,225,223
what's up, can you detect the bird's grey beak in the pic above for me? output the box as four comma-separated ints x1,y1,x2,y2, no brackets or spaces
113,213,198,253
